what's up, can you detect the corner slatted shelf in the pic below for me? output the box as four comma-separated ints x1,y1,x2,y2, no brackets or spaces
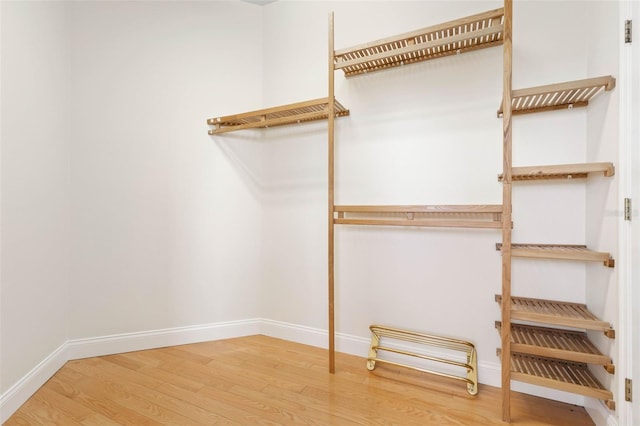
496,243,615,267
207,98,350,135
495,322,614,373
498,351,615,409
334,204,503,228
334,8,504,77
498,162,615,181
495,295,615,338
498,75,616,117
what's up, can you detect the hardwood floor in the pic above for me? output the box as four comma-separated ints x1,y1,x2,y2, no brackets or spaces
5,335,594,425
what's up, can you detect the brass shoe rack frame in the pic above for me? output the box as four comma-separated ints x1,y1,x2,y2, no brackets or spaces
366,325,479,396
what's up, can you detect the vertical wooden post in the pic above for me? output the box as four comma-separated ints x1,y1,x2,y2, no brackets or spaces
501,0,513,422
328,12,336,374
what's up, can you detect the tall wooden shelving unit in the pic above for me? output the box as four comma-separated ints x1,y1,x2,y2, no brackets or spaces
327,1,617,423
208,1,617,422
495,3,617,421
497,75,617,421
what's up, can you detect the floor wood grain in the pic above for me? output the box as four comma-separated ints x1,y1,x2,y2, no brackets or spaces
4,335,594,425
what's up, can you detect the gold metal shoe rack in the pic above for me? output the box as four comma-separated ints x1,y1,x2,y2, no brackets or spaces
367,325,478,396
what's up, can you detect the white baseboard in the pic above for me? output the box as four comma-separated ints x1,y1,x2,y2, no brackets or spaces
0,318,261,423
66,318,261,360
0,342,68,423
0,318,593,423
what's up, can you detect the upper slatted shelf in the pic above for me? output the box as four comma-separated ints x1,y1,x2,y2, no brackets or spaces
498,162,615,181
496,243,614,267
498,76,616,116
207,98,350,135
334,8,504,77
334,204,503,229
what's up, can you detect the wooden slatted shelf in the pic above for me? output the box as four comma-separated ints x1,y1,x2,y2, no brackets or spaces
334,8,504,77
497,75,616,117
498,162,615,182
334,204,503,229
207,98,350,135
495,322,614,373
495,243,614,267
495,295,615,338
497,351,614,408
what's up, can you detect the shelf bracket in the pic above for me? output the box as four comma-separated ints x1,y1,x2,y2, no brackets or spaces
625,20,632,43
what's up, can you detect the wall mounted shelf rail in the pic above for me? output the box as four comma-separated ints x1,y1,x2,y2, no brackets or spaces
334,204,503,228
208,98,349,134
497,75,616,117
499,351,615,409
498,162,615,181
334,8,505,77
495,295,615,338
495,322,614,373
496,243,614,266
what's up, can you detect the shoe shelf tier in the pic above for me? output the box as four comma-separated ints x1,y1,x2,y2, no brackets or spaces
495,243,615,267
495,322,614,373
498,162,615,181
495,295,615,338
207,98,350,135
498,351,615,409
333,8,505,77
334,204,503,228
498,75,616,117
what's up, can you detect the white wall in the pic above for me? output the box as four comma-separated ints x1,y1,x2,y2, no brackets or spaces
66,1,265,339
585,2,620,424
1,0,265,398
1,1,71,393
260,0,590,398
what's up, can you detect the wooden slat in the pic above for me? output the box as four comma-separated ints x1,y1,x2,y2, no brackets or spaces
495,295,614,334
511,76,615,99
495,322,613,368
498,162,615,181
497,76,616,116
335,204,503,213
334,8,504,77
334,204,503,229
504,352,613,402
495,243,614,266
328,13,336,374
207,98,349,134
335,25,503,70
500,0,513,420
335,218,503,229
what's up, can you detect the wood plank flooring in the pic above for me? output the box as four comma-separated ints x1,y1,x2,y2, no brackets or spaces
4,335,594,425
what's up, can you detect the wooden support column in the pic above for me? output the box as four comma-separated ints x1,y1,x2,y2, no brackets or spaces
501,0,513,422
328,12,336,374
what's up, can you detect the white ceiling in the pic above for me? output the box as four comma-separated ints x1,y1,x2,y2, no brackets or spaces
241,0,277,5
